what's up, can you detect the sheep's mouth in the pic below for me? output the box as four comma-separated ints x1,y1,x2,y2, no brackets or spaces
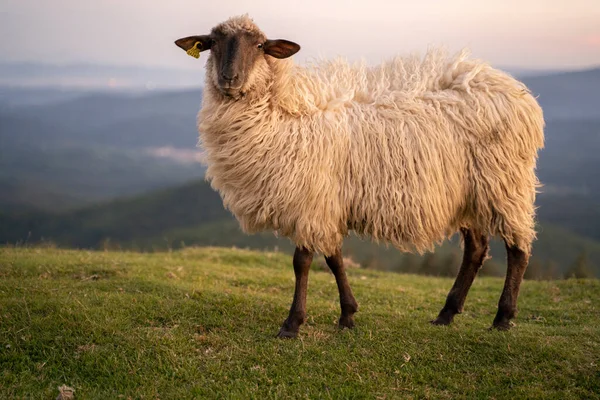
220,87,244,99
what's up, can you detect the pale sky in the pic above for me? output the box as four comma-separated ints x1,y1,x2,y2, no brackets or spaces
1,0,599,70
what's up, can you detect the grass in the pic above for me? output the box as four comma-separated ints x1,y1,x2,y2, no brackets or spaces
1,247,599,399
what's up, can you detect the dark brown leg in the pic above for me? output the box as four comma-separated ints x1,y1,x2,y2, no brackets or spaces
277,247,313,338
432,228,489,325
492,243,529,330
325,248,359,329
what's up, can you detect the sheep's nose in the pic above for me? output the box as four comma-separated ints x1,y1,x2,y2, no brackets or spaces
221,72,238,82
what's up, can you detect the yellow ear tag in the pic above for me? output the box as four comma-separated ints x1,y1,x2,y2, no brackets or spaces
186,41,202,59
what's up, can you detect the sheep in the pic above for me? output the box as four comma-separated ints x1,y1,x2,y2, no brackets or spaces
175,15,545,338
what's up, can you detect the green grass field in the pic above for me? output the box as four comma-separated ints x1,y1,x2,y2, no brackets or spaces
1,247,599,399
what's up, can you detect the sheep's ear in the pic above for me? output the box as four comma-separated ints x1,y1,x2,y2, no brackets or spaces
263,39,300,59
174,35,212,53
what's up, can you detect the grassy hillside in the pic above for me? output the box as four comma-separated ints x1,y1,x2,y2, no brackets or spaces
1,247,598,398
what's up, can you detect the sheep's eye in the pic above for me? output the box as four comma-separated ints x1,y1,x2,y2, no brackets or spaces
210,39,217,47
257,43,263,49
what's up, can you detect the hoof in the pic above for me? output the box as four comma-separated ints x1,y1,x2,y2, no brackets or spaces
277,316,303,339
431,309,455,326
276,328,299,339
338,315,355,330
430,316,452,326
491,319,514,331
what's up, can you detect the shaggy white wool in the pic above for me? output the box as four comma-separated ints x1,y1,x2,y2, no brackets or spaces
197,16,545,256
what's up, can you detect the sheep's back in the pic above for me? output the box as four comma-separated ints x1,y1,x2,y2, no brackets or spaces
339,51,544,252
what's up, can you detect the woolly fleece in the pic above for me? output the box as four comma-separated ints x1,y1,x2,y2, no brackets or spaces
197,15,545,256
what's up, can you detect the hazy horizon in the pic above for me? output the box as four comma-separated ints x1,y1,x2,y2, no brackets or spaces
2,0,600,71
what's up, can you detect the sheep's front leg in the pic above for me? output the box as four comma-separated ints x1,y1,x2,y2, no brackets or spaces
325,248,358,329
277,247,313,338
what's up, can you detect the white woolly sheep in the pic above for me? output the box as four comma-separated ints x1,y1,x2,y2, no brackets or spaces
175,15,545,338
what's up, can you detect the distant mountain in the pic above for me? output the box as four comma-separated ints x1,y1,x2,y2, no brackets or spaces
537,118,600,194
15,89,202,131
522,67,600,120
499,66,572,78
0,87,88,109
2,95,202,151
0,88,205,210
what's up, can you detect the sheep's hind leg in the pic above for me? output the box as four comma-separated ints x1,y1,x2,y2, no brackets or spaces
277,247,313,338
492,242,529,330
432,228,489,326
325,248,359,329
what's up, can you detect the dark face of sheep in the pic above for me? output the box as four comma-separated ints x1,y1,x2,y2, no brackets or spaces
175,24,300,99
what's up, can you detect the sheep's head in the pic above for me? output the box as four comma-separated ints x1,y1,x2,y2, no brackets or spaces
175,15,300,100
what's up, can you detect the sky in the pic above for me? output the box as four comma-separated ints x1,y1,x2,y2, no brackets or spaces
1,0,599,70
